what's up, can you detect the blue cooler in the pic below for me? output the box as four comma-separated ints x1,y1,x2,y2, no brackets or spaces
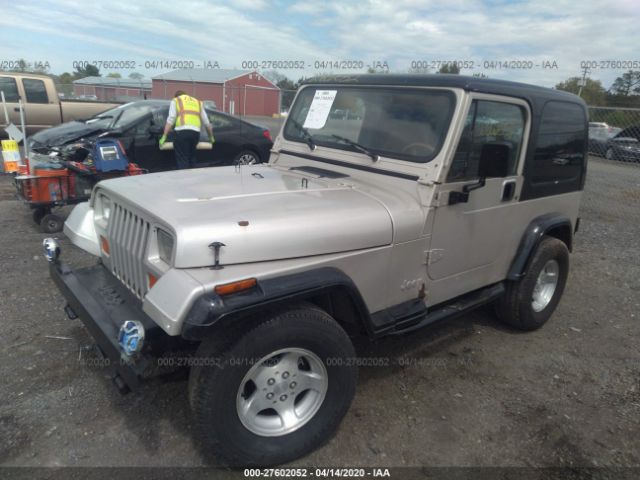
93,139,129,172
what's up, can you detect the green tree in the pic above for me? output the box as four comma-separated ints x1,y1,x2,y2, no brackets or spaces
275,75,301,111
73,64,100,79
10,59,29,72
366,66,389,74
609,70,640,96
58,72,74,84
106,72,121,78
438,62,460,74
408,66,429,74
9,58,50,74
555,77,607,105
128,72,144,80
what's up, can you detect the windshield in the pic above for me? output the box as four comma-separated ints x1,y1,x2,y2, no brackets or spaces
84,102,133,127
284,86,455,163
85,102,162,129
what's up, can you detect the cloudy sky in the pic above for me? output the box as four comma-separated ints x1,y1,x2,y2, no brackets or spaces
0,0,638,89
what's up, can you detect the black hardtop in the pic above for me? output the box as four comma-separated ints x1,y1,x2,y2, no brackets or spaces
303,74,586,109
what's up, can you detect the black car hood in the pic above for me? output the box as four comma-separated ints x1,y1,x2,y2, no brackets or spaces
30,121,107,147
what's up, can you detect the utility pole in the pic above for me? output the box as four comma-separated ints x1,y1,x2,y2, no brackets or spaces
577,65,590,97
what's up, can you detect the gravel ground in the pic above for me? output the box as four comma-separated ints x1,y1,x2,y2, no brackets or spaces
0,157,638,471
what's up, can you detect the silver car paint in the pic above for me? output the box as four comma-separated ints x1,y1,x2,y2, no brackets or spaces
63,86,581,337
93,166,394,268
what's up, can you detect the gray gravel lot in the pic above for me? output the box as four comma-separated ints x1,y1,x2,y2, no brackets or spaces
0,156,638,469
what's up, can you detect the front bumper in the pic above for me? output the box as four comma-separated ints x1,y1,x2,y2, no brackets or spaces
50,261,162,390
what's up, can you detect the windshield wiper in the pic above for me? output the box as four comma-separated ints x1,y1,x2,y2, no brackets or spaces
290,119,316,151
85,115,113,124
331,135,380,161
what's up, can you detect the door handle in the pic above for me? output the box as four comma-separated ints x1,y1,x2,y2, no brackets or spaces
14,107,20,112
502,179,516,201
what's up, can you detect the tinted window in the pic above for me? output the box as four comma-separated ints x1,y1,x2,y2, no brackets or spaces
208,111,233,128
0,77,19,102
532,102,586,184
23,79,49,103
448,100,526,181
284,87,456,163
133,116,152,135
615,125,640,140
111,103,158,129
152,108,168,127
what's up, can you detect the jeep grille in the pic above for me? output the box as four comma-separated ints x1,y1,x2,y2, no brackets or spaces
107,202,151,299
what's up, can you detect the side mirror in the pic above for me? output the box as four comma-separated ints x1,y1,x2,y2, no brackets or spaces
449,142,512,206
478,142,511,178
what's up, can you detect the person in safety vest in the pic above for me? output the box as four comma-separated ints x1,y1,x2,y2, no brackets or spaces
160,90,215,169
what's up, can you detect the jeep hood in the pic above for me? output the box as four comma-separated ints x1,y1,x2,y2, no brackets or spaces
97,165,392,268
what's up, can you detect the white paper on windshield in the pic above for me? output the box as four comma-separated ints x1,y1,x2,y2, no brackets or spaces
303,90,337,129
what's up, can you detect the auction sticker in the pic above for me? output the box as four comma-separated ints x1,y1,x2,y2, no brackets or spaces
303,90,337,129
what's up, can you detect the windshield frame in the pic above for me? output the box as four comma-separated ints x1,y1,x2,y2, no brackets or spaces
283,85,457,164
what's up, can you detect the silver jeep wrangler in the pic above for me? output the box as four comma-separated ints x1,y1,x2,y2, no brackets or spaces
47,74,587,466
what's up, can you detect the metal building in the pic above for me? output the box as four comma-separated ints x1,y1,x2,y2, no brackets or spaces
72,77,152,101
151,69,280,116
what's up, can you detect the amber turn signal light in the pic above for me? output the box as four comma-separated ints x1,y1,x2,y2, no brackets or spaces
214,278,257,296
100,235,110,255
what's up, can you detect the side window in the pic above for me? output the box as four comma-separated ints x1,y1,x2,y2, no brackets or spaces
152,108,167,127
447,100,525,182
0,77,19,102
532,102,586,184
208,111,233,129
616,125,640,141
22,79,49,104
133,116,152,135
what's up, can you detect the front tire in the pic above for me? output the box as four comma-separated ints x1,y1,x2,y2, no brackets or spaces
496,236,569,331
605,147,614,160
189,304,357,466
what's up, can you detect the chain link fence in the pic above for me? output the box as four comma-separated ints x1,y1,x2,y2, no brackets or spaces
55,79,151,102
582,106,640,227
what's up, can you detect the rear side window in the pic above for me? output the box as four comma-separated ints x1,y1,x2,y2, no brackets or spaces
531,102,586,184
448,100,526,181
208,111,233,129
22,79,49,103
0,77,19,102
615,125,640,141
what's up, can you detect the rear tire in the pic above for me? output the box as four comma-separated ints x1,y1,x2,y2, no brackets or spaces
189,304,357,466
40,213,63,233
233,150,260,165
496,236,569,331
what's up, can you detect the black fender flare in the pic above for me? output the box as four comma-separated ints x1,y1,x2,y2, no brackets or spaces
507,213,573,281
181,267,372,340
